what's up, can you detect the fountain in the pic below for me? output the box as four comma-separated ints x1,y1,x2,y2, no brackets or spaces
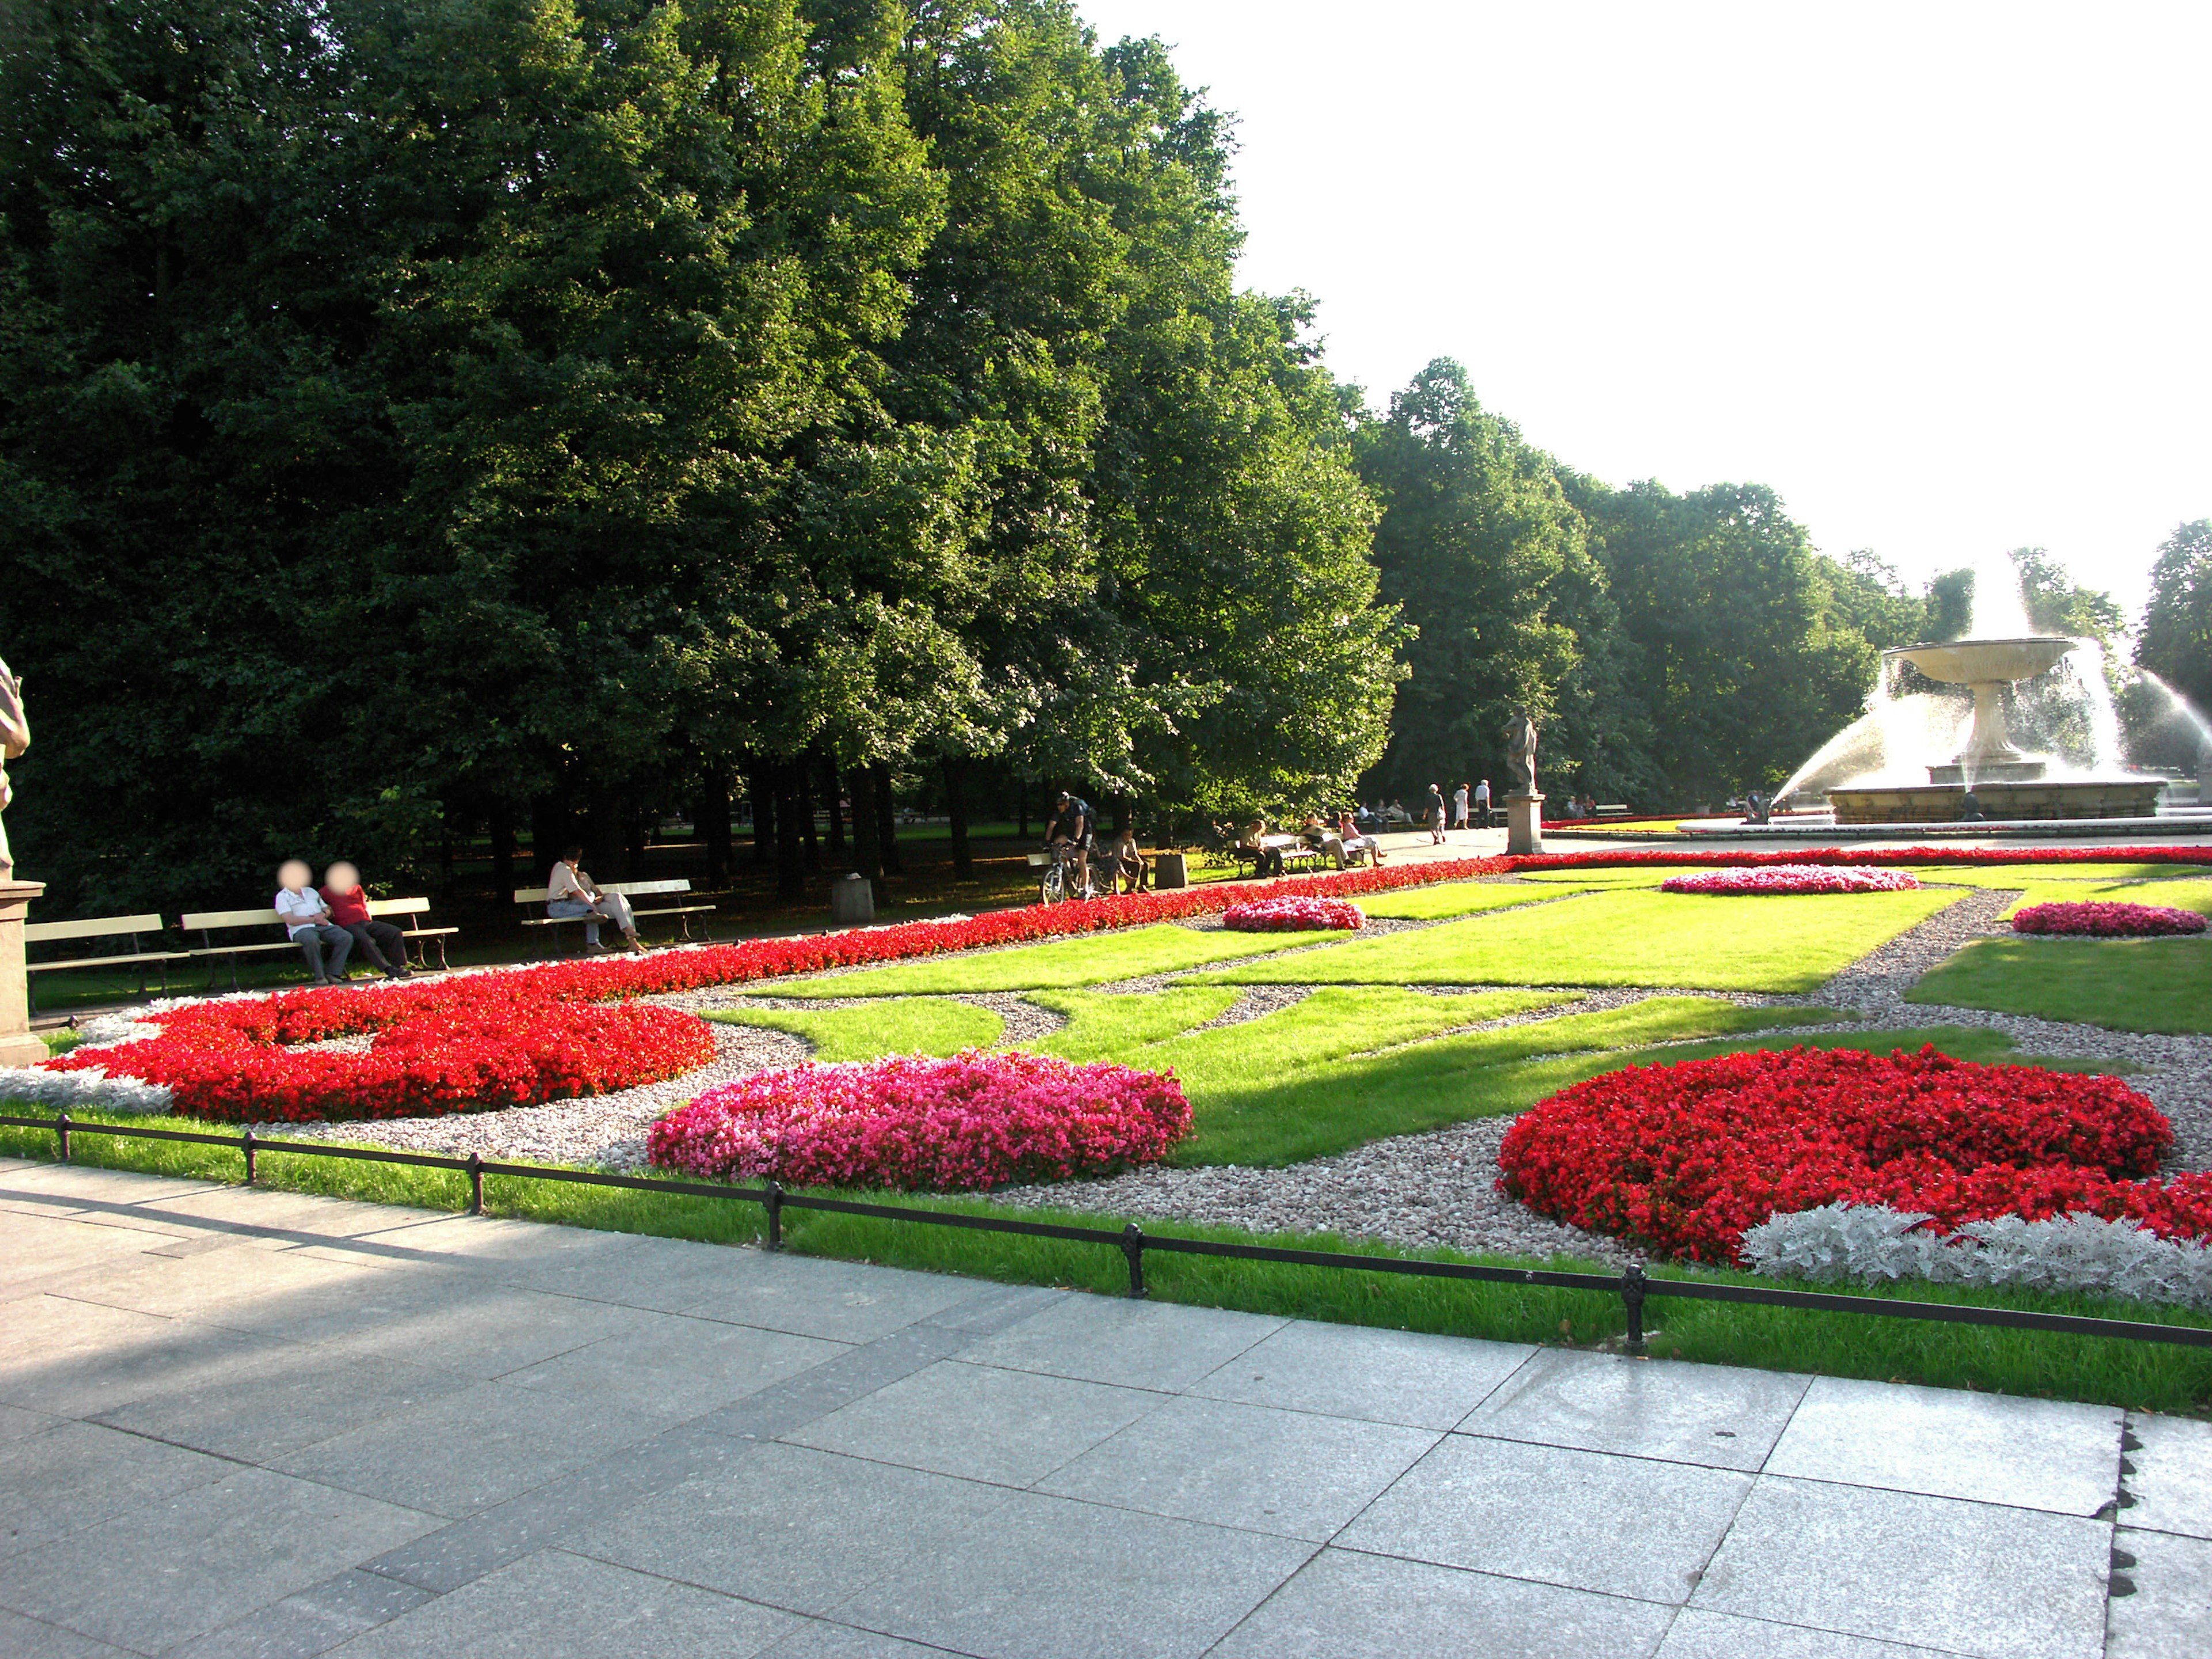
1790,557,2171,827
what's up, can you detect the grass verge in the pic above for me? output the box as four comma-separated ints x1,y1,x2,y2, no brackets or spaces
1907,935,2212,1035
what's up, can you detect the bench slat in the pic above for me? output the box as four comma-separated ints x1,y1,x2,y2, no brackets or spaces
181,908,285,930
24,913,167,944
27,951,196,974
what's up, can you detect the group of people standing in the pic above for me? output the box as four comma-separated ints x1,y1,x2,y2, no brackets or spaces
1417,780,1495,841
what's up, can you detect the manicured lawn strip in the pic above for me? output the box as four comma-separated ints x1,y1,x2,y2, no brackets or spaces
1513,866,1685,887
770,923,1322,997
1029,987,1242,1060
1359,882,1599,919
1907,937,2212,1035
1903,862,2212,888
1192,887,1966,994
1180,999,1852,1166
1986,878,2212,920
703,998,1003,1061
4,1120,2205,1411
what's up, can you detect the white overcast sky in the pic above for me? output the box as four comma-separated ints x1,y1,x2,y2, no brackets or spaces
1074,0,2210,622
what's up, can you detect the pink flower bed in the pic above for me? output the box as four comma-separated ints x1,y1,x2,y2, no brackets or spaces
2013,901,2208,938
1658,865,1922,896
1222,896,1365,931
646,1050,1191,1190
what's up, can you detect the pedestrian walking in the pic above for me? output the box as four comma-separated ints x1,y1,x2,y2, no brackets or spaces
1474,778,1491,827
1426,783,1446,844
1451,782,1469,831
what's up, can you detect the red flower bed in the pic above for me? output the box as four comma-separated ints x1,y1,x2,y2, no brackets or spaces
2012,900,2207,938
646,1050,1191,1190
1222,896,1365,931
1659,865,1921,895
1497,1044,2212,1264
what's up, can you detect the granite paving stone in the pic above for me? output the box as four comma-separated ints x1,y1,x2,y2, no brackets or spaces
310,1283,666,1380
161,1569,436,1659
2121,1410,2212,1539
0,1404,56,1445
1188,1319,1533,1429
2105,1525,2212,1657
832,1488,1313,1659
324,1547,801,1657
1691,1475,2111,1659
953,1290,1283,1392
1460,1349,1808,1471
757,1623,971,1659
575,1440,1014,1616
1036,1393,1437,1540
1763,1376,2122,1514
785,1358,1164,1487
0,1293,274,1418
678,1252,985,1343
0,1419,230,1558
1652,1608,1956,1657
1336,1433,1751,1604
1210,1547,1676,1659
0,1607,134,1658
497,1312,846,1418
0,1465,439,1654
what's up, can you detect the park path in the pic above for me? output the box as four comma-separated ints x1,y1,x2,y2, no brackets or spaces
1,1164,2206,1658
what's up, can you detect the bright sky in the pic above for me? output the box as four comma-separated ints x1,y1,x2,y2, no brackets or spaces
1076,0,2211,623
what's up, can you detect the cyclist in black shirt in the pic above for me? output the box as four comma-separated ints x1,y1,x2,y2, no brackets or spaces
1046,790,1094,893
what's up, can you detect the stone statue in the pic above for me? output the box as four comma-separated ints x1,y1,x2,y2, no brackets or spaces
1503,707,1537,796
0,657,24,877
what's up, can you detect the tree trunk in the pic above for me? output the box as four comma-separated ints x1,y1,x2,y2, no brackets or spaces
623,792,646,877
746,764,775,869
872,764,904,875
698,772,730,887
797,765,819,870
490,800,517,900
820,751,847,858
531,793,572,882
944,757,972,879
586,791,626,881
849,757,882,880
772,762,805,900
1016,778,1029,840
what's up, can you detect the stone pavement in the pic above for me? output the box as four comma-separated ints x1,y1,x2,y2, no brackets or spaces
1,1161,2207,1659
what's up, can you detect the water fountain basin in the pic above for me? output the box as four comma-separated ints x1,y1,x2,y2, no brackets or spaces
1885,637,2075,687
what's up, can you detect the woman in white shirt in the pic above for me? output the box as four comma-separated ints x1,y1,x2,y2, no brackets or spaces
547,847,645,955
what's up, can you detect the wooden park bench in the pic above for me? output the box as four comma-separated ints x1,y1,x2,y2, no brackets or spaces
1594,803,1633,817
22,913,194,1015
181,906,300,992
367,896,459,971
513,877,715,954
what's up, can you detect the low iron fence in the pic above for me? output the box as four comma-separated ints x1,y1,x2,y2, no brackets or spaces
9,1109,2212,1353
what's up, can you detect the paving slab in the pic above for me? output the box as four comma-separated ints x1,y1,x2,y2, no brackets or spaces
162,1567,435,1659
2122,1410,2212,1539
142,1184,452,1240
1461,1349,1808,1471
0,1292,269,1418
1653,1608,1955,1657
498,1310,846,1418
757,1624,964,1659
679,1251,986,1343
2106,1524,2212,1658
0,1404,56,1445
324,1547,800,1657
1211,1547,1675,1658
1336,1433,1750,1604
312,1282,667,1380
0,1465,438,1654
0,1607,134,1657
786,1358,1163,1487
575,1440,1013,1615
1190,1317,1533,1429
1037,1393,1437,1540
0,1419,230,1558
1763,1376,2121,1514
1691,1475,2111,1659
833,1488,1312,1659
954,1290,1283,1391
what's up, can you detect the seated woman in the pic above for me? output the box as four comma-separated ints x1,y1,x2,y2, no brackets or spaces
1108,826,1150,893
547,846,646,955
1244,817,1285,878
1301,812,1349,868
1336,808,1384,866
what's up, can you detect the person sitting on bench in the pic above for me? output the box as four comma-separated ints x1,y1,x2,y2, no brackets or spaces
1336,808,1384,865
321,861,412,980
1244,817,1285,878
547,847,645,955
275,859,353,984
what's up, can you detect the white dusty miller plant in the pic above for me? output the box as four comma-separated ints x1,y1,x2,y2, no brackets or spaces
1740,1203,2212,1310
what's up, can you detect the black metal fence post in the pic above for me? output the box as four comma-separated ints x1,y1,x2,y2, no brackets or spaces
55,1112,69,1163
1622,1259,1647,1353
467,1152,483,1215
241,1127,256,1185
1122,1221,1147,1298
764,1179,784,1250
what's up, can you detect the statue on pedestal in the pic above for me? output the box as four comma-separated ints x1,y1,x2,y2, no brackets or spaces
1503,708,1537,796
0,657,24,877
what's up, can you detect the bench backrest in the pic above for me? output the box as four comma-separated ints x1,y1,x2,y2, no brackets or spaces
513,878,691,904
24,912,166,946
366,896,431,918
181,907,285,933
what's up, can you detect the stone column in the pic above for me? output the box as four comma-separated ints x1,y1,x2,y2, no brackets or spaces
0,880,46,1068
1505,793,1544,857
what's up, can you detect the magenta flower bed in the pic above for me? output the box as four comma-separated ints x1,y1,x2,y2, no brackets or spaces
2012,901,2207,938
1659,865,1922,896
646,1050,1191,1190
1222,896,1365,931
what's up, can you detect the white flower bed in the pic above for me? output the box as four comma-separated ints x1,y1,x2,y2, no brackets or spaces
1740,1202,2212,1309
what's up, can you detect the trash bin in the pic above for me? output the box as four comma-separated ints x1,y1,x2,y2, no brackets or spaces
830,872,875,925
1153,853,1188,891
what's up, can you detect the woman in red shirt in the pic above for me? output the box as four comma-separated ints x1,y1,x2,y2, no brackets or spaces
320,861,413,979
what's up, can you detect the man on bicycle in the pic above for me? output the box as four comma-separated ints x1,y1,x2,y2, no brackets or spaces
1046,790,1094,893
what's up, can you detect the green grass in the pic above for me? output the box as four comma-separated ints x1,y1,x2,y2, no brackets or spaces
6,1116,2205,1414
1984,877,2212,920
772,922,1321,997
1904,861,2212,888
1359,881,1596,920
1514,866,1684,887
1192,886,1965,994
704,997,1003,1060
1029,986,1243,1059
1908,936,2212,1035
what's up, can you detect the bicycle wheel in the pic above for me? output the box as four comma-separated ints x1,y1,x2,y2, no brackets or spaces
1040,865,1065,904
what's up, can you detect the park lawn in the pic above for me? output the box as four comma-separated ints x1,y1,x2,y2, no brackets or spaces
1903,861,2212,889
1361,880,1598,919
1191,886,1965,994
770,922,1322,997
1514,865,1685,887
1976,877,2212,920
1028,986,1242,1059
1906,936,2212,1035
704,997,1002,1060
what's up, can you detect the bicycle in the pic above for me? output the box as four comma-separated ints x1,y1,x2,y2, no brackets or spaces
1036,839,1105,904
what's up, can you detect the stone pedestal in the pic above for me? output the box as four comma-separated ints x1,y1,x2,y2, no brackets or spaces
829,873,874,926
1152,853,1188,891
1505,794,1544,856
0,880,46,1068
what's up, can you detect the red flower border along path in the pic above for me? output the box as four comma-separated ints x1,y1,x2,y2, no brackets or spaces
39,844,2212,1123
